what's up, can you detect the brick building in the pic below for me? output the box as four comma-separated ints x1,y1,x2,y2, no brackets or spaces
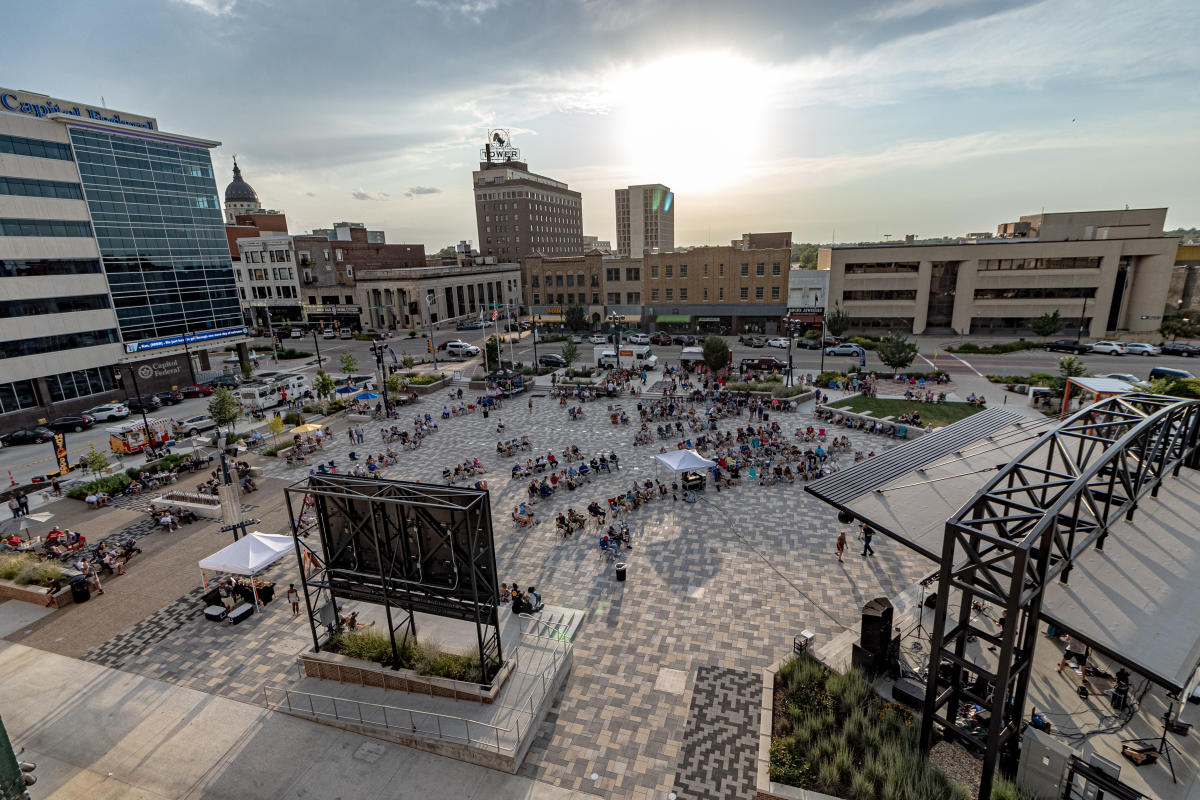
472,158,583,260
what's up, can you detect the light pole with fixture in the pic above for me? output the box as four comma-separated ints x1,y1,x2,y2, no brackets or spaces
426,291,439,371
607,311,626,349
115,364,155,460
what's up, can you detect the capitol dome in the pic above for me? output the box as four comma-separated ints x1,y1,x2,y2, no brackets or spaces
224,158,259,204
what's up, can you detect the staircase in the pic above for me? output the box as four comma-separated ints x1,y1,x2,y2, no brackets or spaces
519,604,586,642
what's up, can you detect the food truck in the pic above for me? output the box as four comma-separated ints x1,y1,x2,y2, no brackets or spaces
107,418,172,454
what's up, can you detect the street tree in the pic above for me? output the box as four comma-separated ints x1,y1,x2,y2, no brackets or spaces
484,335,501,370
1160,315,1196,343
875,331,919,372
338,352,358,374
385,374,403,398
561,340,579,367
1030,310,1063,339
313,369,336,410
266,415,285,442
564,305,587,332
824,303,851,338
82,442,110,480
401,354,415,369
1053,355,1090,392
701,335,731,373
207,387,241,436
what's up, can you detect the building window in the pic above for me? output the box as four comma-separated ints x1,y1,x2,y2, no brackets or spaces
592,292,599,304
665,265,673,278
555,275,563,287
578,273,585,287
0,328,119,359
650,265,658,279
703,288,708,300
0,218,92,237
772,262,781,276
665,288,673,300
719,288,724,300
844,289,919,301
606,268,620,281
0,294,111,318
740,263,749,277
531,275,539,288
44,366,118,403
973,287,1098,300
719,263,724,277
651,289,659,301
679,264,687,278
977,257,1102,271
679,288,687,300
626,292,640,304
0,379,41,414
567,293,575,304
0,134,73,161
770,286,780,299
607,292,620,304
755,287,764,300
756,263,765,277
845,261,920,274
0,176,84,201
336,249,344,261
566,274,574,287
740,287,749,300
533,293,540,305
625,267,640,281
0,258,102,278
703,264,709,277
591,274,599,287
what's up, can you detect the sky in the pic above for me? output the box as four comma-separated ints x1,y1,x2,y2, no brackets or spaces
7,0,1200,249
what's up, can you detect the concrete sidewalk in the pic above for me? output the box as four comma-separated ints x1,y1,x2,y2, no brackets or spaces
0,642,595,800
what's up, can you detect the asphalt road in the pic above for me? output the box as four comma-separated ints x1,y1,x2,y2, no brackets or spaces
2,331,1193,484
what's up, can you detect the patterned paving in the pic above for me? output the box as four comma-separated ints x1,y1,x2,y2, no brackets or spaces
672,666,762,800
75,385,932,798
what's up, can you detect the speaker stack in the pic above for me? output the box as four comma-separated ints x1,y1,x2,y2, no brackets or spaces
852,597,895,675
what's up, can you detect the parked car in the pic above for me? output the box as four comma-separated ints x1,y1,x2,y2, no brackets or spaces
1090,341,1127,355
825,343,866,357
739,356,788,372
539,353,567,368
1044,339,1091,354
155,389,184,405
48,415,95,433
289,328,303,338
589,334,607,344
820,336,842,347
766,337,791,349
797,337,823,350
1159,342,1200,357
1,427,54,447
1148,366,1195,382
444,341,480,358
672,334,696,346
206,374,241,389
125,395,163,412
626,332,650,344
322,329,338,339
744,336,766,348
455,321,475,331
571,334,584,343
172,414,218,437
1123,342,1161,356
1098,373,1152,389
85,403,130,421
650,333,674,346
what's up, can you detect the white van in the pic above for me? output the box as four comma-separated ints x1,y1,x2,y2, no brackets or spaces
594,344,658,371
233,382,281,411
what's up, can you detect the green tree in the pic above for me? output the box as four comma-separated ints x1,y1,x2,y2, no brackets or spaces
824,302,851,338
401,354,415,369
564,305,587,331
82,442,110,479
241,361,254,380
1160,314,1197,343
875,331,919,371
701,335,731,373
790,243,819,269
803,328,820,341
385,374,403,398
435,245,457,258
339,352,358,374
207,387,241,435
561,339,579,367
1053,355,1090,392
484,335,501,369
1031,310,1063,339
266,415,285,442
313,369,336,409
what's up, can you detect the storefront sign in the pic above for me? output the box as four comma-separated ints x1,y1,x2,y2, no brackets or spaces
124,326,248,353
788,307,825,315
698,317,722,322
302,305,361,315
135,358,184,380
0,88,157,130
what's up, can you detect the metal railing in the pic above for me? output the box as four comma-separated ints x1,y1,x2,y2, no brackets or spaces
262,628,572,754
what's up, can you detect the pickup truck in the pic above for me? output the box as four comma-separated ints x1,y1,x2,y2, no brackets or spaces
1044,339,1091,354
740,356,788,372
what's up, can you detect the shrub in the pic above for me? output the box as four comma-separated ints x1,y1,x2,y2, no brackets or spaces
262,442,291,457
948,339,1037,355
276,348,313,359
402,373,444,386
407,329,417,338
283,412,301,425
847,336,878,350
15,560,63,586
126,453,187,480
770,737,814,787
67,473,131,500
417,647,483,682
816,370,846,387
0,554,25,580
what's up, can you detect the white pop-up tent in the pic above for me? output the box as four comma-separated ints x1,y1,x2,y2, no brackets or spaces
654,449,716,474
199,532,294,607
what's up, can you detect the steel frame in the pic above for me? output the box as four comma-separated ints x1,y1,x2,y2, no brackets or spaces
919,393,1200,800
284,475,504,684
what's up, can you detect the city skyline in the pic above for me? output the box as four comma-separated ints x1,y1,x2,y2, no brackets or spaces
7,0,1198,250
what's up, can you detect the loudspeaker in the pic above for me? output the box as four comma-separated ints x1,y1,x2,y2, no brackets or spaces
851,643,878,674
924,593,938,609
892,677,926,710
860,597,894,654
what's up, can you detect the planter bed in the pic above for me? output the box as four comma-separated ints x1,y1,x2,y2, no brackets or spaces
0,577,72,608
155,491,223,518
299,649,516,704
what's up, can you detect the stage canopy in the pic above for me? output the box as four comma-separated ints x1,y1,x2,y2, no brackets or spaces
199,532,293,576
655,450,715,474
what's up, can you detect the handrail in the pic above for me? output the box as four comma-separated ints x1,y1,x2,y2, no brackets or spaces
518,612,573,639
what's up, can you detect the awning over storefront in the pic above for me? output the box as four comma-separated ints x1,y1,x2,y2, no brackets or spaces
656,314,691,324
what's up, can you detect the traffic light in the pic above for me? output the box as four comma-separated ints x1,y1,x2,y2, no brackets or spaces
427,338,433,354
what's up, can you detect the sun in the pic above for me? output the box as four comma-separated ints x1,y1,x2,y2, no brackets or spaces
615,52,772,193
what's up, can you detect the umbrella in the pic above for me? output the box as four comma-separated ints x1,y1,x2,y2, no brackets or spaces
290,423,322,434
355,392,380,400
0,514,50,536
335,385,357,394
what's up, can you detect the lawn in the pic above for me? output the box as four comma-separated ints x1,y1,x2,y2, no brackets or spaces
825,396,982,428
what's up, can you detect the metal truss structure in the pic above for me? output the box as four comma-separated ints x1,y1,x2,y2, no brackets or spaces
284,475,504,684
920,393,1200,800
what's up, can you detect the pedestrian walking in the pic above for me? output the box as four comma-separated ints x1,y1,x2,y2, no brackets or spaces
287,583,300,616
528,396,533,414
6,496,17,519
861,524,875,557
16,491,29,516
836,531,846,562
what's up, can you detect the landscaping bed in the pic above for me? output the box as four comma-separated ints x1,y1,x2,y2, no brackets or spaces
824,396,981,428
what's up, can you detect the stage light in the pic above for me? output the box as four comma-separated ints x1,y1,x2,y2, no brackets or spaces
837,510,854,524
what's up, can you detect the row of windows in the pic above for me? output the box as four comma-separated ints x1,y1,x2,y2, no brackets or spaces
845,262,920,274
0,218,93,237
844,290,919,301
974,287,1097,300
645,286,782,302
0,258,102,278
0,328,119,360
0,379,40,415
848,317,915,329
45,366,118,404
977,257,1102,271
243,249,292,263
0,294,111,318
242,267,295,282
603,267,641,282
245,285,298,300
605,293,642,304
0,134,73,161
0,176,84,201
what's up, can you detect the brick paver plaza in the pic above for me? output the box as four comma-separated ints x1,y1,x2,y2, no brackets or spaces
42,385,931,799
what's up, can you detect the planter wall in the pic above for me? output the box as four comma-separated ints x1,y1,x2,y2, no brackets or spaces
0,577,70,608
299,648,516,704
814,405,923,439
154,493,223,518
757,659,845,800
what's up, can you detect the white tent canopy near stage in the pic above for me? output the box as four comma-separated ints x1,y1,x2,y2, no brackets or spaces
654,449,715,474
199,532,294,607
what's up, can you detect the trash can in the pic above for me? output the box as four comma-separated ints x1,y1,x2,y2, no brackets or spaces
69,574,91,603
615,562,627,582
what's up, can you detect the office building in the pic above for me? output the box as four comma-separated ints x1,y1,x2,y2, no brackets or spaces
786,269,829,332
235,235,302,327
0,86,245,427
522,253,643,327
581,235,612,253
615,184,673,257
312,221,385,244
734,232,791,250
1167,243,1200,312
821,208,1178,337
352,262,523,332
641,238,791,334
472,132,582,260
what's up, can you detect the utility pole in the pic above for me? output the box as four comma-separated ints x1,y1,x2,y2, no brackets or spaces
427,291,439,371
116,364,156,460
311,329,324,370
1076,294,1090,343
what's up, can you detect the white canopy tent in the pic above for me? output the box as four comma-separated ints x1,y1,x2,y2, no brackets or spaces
199,532,294,607
654,449,716,474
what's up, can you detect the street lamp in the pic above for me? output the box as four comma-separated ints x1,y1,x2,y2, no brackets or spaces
373,339,391,419
532,314,540,365
607,311,625,348
311,329,324,370
426,291,438,371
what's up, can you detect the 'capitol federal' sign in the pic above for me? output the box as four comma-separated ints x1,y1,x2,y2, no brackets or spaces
0,87,157,130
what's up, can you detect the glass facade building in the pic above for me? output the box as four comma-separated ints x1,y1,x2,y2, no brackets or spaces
69,128,242,343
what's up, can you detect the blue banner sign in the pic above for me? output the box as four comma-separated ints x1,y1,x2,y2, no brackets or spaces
124,326,248,353
0,88,157,130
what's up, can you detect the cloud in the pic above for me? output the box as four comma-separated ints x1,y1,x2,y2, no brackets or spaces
351,188,391,201
859,0,979,22
405,185,443,198
414,0,501,22
172,0,236,15
305,191,316,197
